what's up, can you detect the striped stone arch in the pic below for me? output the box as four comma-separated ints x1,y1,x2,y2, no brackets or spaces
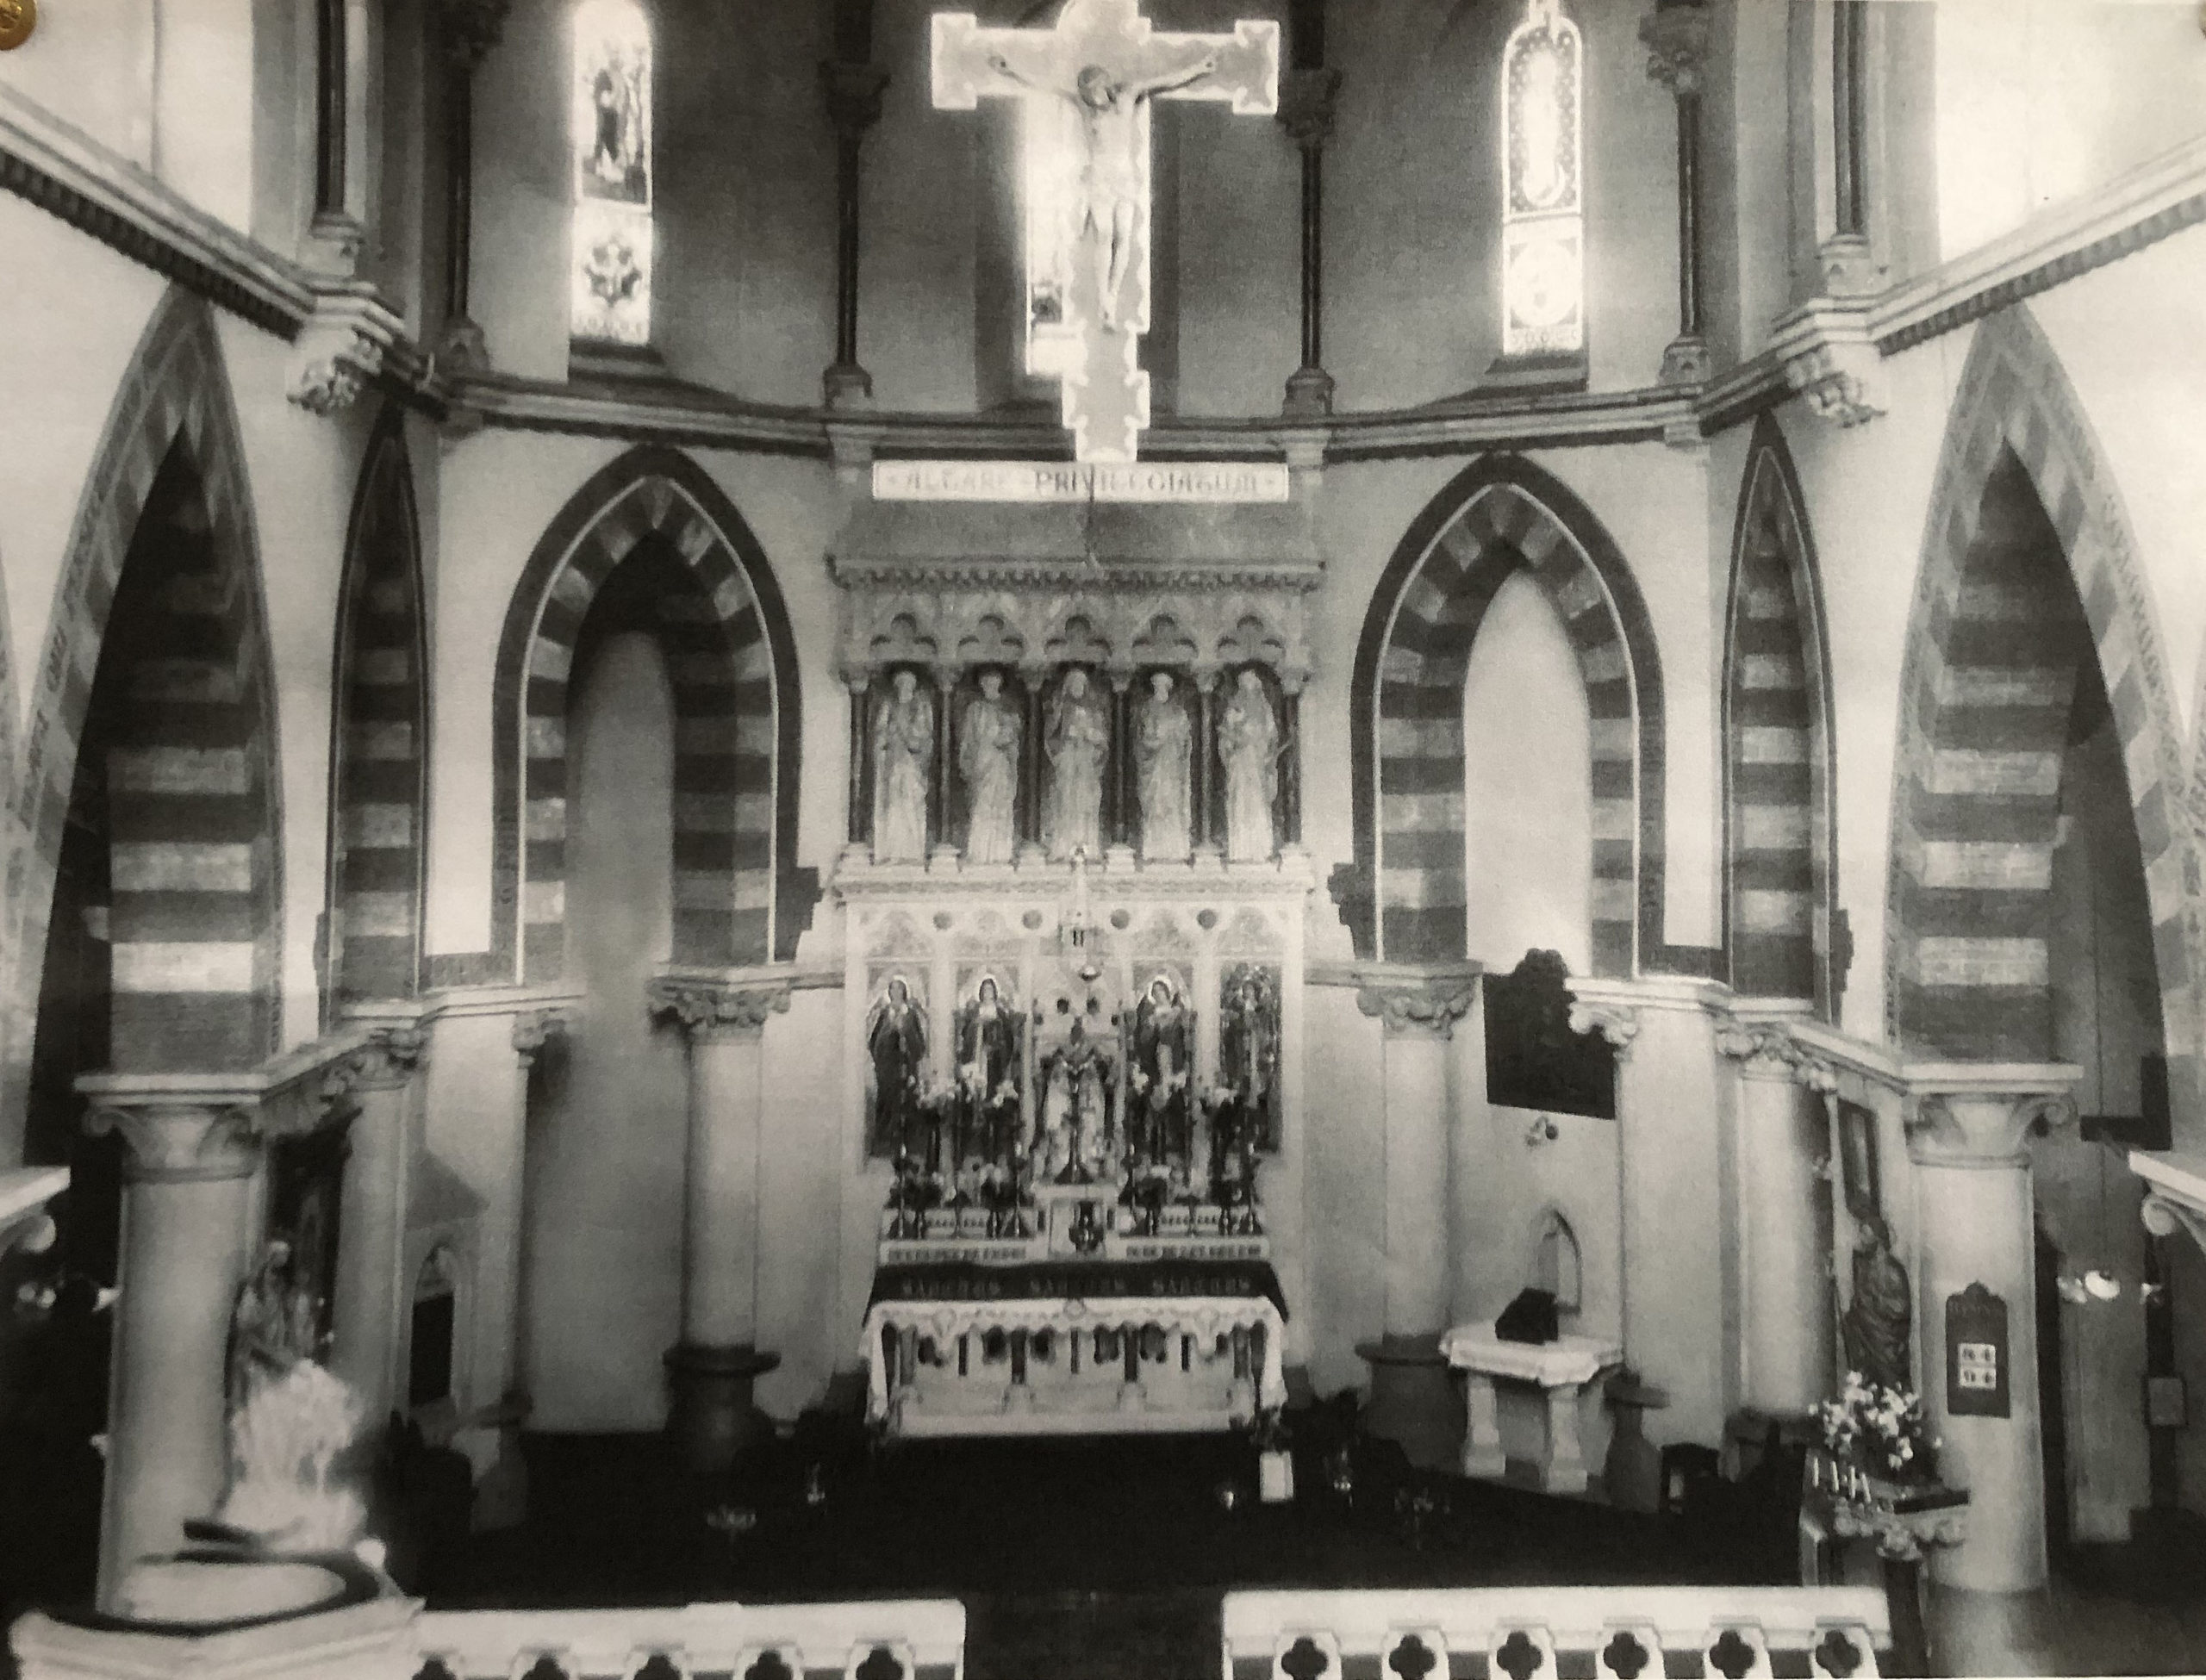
484,447,802,985
1889,305,2197,1075
326,404,428,1008
9,287,281,1078
1723,415,1839,1013
1348,456,1668,975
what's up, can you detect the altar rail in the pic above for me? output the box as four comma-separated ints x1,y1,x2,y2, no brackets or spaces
1221,1586,1893,1680
412,1601,966,1680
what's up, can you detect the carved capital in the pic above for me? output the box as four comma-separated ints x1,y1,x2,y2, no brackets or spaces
347,1024,428,1091
287,287,400,418
1640,3,1711,98
87,1104,262,1184
439,0,510,73
1567,1001,1640,1060
1357,980,1477,1041
820,60,890,134
1276,66,1343,148
2143,1191,2206,1259
651,978,794,1041
1714,1020,1835,1090
1771,299,1885,428
511,1009,569,1067
1906,1088,2077,1168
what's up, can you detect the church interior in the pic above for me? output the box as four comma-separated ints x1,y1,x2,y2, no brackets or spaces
4,0,2206,1675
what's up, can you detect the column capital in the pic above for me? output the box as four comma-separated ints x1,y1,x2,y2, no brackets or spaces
86,1103,263,1183
439,0,510,73
1639,3,1711,100
1355,964,1480,1040
820,59,890,134
1567,1000,1640,1061
345,1024,429,1091
1902,1065,2080,1167
1715,1019,1836,1091
650,974,795,1041
2132,1152,2206,1259
511,1009,570,1067
1276,65,1343,149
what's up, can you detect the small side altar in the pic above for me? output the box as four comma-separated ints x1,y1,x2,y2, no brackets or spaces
1442,1320,1623,1496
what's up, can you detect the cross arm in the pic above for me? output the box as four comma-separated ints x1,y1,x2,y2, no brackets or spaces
1147,22,1281,115
932,13,1068,109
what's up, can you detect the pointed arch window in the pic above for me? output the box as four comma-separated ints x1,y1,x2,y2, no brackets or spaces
1499,0,1585,361
570,0,654,346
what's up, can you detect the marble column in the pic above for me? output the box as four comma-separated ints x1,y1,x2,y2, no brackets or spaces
651,972,793,1472
434,0,510,367
1904,1067,2079,1592
1192,673,1219,858
1354,965,1480,1468
930,670,957,862
1277,65,1341,417
820,54,889,408
304,0,363,271
1023,667,1050,856
1641,2,1711,384
845,675,871,854
329,1021,428,1432
80,1099,263,1605
1716,1017,1835,1417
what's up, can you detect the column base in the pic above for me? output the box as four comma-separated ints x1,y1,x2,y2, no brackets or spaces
1282,365,1335,418
1356,1335,1461,1472
665,1343,782,1475
823,362,876,410
1658,334,1711,386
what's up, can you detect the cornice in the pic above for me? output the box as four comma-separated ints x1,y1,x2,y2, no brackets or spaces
829,553,1324,594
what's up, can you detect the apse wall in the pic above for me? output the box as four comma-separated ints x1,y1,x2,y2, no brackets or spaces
463,0,1685,411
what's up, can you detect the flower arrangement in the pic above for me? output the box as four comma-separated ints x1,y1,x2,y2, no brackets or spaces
1816,1371,1935,1483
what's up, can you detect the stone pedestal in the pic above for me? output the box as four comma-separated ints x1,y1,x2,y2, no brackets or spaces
1904,1064,2078,1593
651,970,793,1473
1717,1016,1836,1416
1353,966,1479,1468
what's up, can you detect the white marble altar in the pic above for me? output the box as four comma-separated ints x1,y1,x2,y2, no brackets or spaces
1442,1320,1623,1495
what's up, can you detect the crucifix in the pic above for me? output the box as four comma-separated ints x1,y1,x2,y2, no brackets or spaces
933,1,1279,463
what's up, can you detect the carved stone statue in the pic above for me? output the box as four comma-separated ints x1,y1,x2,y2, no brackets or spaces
1045,668,1108,861
1218,669,1279,862
958,671,1021,865
871,670,934,863
958,974,1024,1171
1136,671,1192,862
866,975,929,1162
1841,1211,1913,1394
1220,964,1281,1152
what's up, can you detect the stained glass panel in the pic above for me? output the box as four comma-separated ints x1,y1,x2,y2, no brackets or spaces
1500,0,1584,358
571,0,652,345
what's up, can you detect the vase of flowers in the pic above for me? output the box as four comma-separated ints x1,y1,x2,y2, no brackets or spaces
1815,1370,1936,1488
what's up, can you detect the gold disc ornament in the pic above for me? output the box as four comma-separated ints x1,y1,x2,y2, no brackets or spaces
0,0,35,51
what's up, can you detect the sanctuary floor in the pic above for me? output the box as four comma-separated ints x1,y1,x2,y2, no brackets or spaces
422,1429,2206,1678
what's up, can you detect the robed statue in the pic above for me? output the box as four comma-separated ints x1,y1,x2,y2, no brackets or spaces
958,671,1021,865
1132,976,1193,1172
1220,964,1281,1153
1045,669,1108,861
957,974,1025,1172
867,975,929,1163
1841,1210,1913,1394
871,671,934,863
1218,669,1280,862
1136,671,1192,862
221,1241,364,1550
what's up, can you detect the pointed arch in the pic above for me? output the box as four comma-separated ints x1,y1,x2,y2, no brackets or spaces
326,403,430,1010
1346,455,1667,975
1888,307,2196,1080
10,288,282,1076
1723,415,1839,1014
483,447,802,984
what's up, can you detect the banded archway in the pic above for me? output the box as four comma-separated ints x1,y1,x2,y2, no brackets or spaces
325,404,429,1010
1888,308,2195,1083
486,447,802,984
1349,456,1667,975
1723,415,1839,1013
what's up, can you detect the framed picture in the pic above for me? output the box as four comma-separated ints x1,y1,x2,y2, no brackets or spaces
1836,1098,1880,1223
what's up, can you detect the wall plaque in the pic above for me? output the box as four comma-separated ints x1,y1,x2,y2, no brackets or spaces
1945,1281,2010,1418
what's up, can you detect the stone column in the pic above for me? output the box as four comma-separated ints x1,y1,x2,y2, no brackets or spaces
433,0,510,367
846,675,872,853
1716,1017,1835,1417
1279,678,1305,851
651,972,793,1472
1277,65,1341,416
1024,665,1051,855
930,669,956,862
80,1100,263,1606
820,53,890,408
304,0,363,271
1192,673,1219,858
1904,1067,2078,1592
330,1022,428,1432
1641,1,1711,383
1354,966,1480,1468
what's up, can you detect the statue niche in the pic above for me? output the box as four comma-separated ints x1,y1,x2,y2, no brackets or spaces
955,974,1027,1194
1044,666,1109,861
1130,973,1194,1181
1136,670,1193,862
1218,962,1281,1153
871,669,935,863
957,669,1023,865
1218,666,1281,863
866,974,930,1164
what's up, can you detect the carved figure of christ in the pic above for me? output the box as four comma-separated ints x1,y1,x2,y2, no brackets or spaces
933,2,1280,463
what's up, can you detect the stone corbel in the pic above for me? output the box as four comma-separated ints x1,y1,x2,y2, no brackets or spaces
511,1009,570,1068
1640,3,1710,101
1769,297,1884,428
1355,967,1480,1041
1567,1000,1640,1061
0,1167,70,1261
2142,1191,2206,1260
288,283,402,417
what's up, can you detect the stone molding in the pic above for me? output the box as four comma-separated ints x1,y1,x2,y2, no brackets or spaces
1902,1065,2081,1167
345,1024,430,1091
1352,963,1480,1041
1565,1000,1639,1060
649,969,795,1040
287,283,403,416
0,1166,70,1258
